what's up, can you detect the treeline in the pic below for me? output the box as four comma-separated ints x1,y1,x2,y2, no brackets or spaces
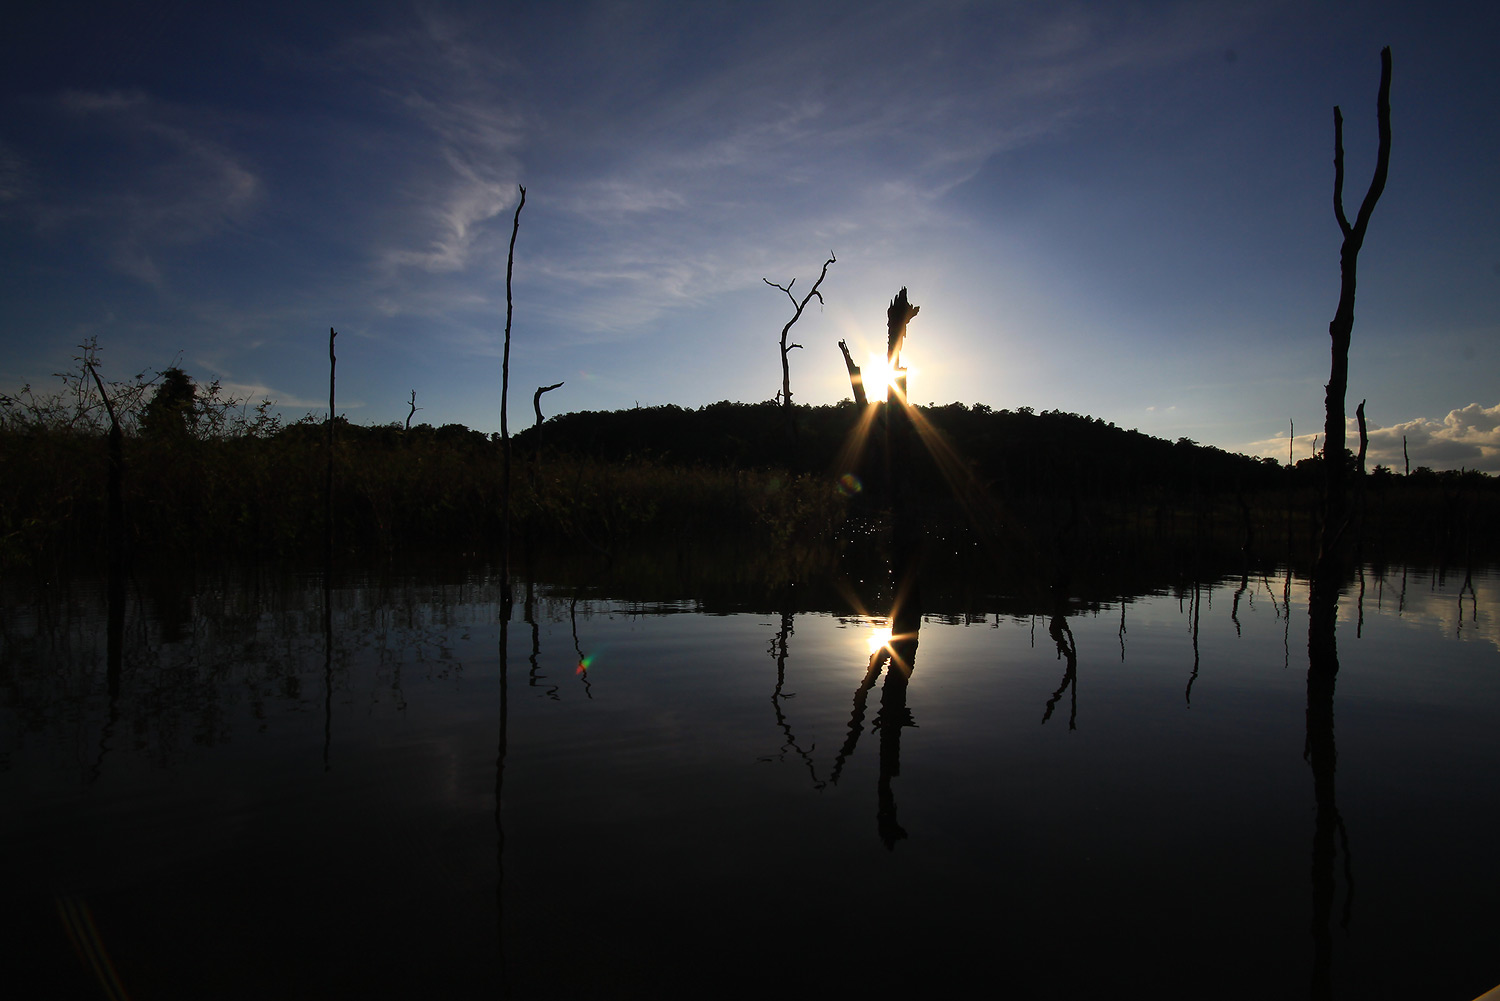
3,356,1495,572
531,400,1493,556
0,363,840,572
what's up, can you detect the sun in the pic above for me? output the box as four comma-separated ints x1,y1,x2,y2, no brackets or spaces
865,352,902,392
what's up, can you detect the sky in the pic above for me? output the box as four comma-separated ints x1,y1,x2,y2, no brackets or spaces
2,0,1497,471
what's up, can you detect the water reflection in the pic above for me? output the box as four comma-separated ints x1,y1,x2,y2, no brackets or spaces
2,561,1498,998
766,595,825,789
1306,573,1355,1000
1042,590,1078,729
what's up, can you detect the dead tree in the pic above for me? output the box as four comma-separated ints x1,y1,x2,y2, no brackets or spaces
764,251,835,442
501,186,526,605
405,390,421,431
837,339,867,407
532,381,563,454
1319,47,1391,570
885,287,919,401
883,288,920,543
326,327,337,570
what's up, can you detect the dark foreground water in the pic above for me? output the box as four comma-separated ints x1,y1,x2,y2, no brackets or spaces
3,560,1498,1000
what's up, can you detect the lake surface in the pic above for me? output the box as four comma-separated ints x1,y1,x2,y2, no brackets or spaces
3,559,1498,999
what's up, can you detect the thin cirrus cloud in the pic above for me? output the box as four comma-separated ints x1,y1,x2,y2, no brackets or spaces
35,90,259,287
341,1,1246,343
5,1,1493,466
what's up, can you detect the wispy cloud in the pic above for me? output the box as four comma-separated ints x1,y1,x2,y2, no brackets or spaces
25,90,260,287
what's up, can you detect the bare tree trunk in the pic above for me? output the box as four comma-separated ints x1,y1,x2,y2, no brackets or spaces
883,287,920,512
533,382,563,430
326,327,337,570
502,186,526,606
86,364,125,699
764,252,836,444
1355,400,1368,476
405,389,421,431
837,339,867,407
1319,47,1391,571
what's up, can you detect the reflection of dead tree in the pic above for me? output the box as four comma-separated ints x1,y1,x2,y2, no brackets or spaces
766,605,825,789
831,648,883,787
524,578,558,701
1042,601,1078,730
763,251,835,443
874,637,916,849
1184,580,1202,706
1318,48,1391,572
1231,569,1249,636
1306,576,1355,999
832,592,922,849
570,590,592,699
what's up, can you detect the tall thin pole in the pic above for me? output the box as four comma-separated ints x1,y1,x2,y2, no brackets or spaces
501,186,525,601
326,327,337,569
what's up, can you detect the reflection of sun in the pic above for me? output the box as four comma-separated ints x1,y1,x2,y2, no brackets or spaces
867,626,893,655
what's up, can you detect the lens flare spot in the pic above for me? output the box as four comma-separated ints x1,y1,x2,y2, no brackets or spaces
837,473,862,497
576,653,595,675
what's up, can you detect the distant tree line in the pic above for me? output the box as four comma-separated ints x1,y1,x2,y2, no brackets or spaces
3,351,1494,572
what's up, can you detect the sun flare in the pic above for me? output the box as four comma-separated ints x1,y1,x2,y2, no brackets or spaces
867,626,893,655
865,352,901,392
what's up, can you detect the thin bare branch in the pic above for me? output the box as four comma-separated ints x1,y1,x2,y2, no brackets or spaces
533,381,564,427
1333,107,1352,237
1351,47,1393,242
766,251,836,438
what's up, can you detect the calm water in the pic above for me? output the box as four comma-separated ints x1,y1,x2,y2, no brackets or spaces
3,561,1498,999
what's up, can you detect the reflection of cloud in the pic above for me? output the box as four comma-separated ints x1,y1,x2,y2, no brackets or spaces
1241,403,1500,473
1355,569,1500,656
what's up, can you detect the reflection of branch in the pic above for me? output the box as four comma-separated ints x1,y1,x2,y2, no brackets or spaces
875,660,913,849
1231,570,1248,636
495,600,511,993
1042,609,1077,730
767,607,824,789
1118,601,1127,662
1356,565,1366,639
525,579,558,701
1458,566,1477,634
570,590,592,699
1307,575,1355,998
831,650,884,786
1185,582,1201,706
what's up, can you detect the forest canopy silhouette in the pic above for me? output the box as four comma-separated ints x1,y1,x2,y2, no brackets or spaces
3,349,1494,573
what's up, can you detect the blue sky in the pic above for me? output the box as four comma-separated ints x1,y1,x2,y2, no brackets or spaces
3,1,1497,470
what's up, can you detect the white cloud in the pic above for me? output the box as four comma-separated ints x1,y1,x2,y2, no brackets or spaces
1367,403,1500,472
1242,403,1500,474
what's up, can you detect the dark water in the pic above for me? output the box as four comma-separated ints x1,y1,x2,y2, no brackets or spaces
3,562,1498,999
